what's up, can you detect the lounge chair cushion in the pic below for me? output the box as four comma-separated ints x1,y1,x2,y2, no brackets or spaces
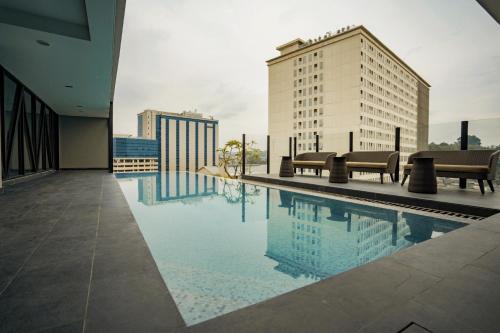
346,162,387,168
292,160,325,166
404,164,489,173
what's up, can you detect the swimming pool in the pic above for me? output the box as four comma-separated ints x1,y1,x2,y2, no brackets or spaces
116,172,465,326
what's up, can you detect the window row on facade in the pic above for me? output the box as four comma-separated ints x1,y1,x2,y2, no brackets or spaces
360,89,415,119
294,96,324,108
294,119,324,129
360,66,416,103
360,37,417,88
293,108,324,119
294,62,323,77
360,75,417,110
294,84,323,98
360,100,416,124
295,130,323,140
294,73,323,87
293,50,323,66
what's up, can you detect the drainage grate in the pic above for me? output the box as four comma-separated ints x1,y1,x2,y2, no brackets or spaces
320,192,484,221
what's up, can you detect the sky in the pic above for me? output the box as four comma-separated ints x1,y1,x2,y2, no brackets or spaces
113,0,500,145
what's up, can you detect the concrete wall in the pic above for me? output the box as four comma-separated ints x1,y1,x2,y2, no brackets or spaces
59,115,109,169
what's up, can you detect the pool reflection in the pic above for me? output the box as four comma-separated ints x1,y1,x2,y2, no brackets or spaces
122,172,464,280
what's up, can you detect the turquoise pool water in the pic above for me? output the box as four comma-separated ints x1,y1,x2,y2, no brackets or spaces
116,172,465,326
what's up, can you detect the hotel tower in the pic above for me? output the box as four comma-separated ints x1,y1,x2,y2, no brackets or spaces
267,25,430,174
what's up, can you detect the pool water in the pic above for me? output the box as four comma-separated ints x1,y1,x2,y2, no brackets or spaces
116,172,465,326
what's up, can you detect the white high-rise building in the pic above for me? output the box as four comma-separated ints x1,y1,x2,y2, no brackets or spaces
137,109,219,172
267,25,430,174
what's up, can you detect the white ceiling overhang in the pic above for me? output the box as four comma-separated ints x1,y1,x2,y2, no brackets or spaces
0,0,126,118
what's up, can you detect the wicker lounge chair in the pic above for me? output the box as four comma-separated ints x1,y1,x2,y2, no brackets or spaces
401,150,500,194
342,151,399,184
292,152,337,177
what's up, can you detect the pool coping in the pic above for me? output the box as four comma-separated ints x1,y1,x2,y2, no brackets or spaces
242,174,500,218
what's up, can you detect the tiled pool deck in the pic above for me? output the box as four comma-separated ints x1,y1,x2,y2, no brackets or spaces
242,174,500,217
1,171,500,332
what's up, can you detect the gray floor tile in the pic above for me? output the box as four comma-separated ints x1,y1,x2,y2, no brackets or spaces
414,264,500,333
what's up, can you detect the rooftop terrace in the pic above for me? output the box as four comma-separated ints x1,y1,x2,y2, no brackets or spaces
1,171,499,332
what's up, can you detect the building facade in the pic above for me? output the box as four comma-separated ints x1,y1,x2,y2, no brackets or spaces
144,110,219,172
113,136,159,173
267,25,430,174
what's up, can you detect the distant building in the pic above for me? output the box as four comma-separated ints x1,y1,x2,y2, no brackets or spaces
267,25,430,175
137,109,219,172
113,136,159,173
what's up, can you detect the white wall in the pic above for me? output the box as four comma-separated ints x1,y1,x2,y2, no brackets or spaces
59,115,108,169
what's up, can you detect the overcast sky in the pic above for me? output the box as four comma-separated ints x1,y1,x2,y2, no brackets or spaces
113,0,500,145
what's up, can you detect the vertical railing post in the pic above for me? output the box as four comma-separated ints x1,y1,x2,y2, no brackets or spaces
266,135,270,174
289,137,292,158
349,131,353,178
242,133,246,176
395,127,401,182
293,136,297,157
460,121,468,189
293,136,297,173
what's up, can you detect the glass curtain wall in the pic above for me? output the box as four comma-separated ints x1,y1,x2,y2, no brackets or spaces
1,65,58,180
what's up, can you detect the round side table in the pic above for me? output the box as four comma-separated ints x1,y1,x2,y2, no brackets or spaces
279,156,294,177
408,157,437,194
329,156,348,183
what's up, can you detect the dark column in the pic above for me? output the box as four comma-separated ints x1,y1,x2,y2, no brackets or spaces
108,101,113,173
460,121,468,189
0,69,5,177
212,123,216,166
266,187,270,220
349,131,353,178
241,183,246,222
31,95,37,171
242,133,246,176
315,134,319,175
53,112,59,170
395,127,401,182
293,136,297,157
18,95,24,175
289,137,292,158
266,135,270,174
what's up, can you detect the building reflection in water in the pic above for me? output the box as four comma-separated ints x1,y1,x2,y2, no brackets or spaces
126,172,463,280
135,172,218,205
266,190,463,280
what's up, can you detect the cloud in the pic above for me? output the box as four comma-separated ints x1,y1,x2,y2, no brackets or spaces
114,0,500,144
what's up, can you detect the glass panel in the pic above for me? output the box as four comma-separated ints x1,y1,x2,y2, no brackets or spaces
468,118,500,187
244,134,267,175
428,121,461,151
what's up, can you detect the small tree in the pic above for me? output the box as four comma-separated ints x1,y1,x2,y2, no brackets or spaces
217,139,259,178
218,140,242,178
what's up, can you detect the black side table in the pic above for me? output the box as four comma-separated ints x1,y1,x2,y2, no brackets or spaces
329,156,348,183
408,157,437,194
279,156,294,177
